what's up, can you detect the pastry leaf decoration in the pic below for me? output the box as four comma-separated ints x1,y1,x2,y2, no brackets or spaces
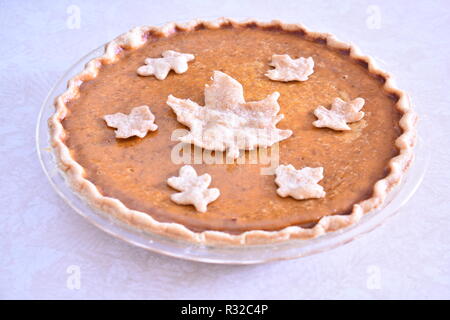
167,71,293,159
275,164,326,200
313,97,365,131
265,54,314,82
167,165,220,213
137,50,195,80
103,105,158,139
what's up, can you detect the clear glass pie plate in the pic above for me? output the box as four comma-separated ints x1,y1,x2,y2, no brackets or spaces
36,42,429,265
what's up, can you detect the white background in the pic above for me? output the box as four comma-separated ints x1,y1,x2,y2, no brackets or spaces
1,0,449,299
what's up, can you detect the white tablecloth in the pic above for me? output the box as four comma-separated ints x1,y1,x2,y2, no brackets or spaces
1,0,449,299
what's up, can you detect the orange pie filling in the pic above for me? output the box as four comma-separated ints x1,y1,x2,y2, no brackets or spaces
61,26,402,234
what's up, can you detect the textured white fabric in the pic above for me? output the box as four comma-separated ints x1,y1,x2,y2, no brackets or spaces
0,0,449,299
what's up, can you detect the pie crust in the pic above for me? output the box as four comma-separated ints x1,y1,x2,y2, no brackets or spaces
49,18,417,246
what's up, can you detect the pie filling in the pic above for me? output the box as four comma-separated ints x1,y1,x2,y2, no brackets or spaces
61,26,402,234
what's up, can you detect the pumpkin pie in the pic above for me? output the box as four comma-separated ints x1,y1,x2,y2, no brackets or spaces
49,18,416,245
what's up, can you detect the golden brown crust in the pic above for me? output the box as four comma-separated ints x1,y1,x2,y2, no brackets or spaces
49,18,417,246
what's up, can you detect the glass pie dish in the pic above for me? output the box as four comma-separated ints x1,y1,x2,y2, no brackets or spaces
36,38,429,265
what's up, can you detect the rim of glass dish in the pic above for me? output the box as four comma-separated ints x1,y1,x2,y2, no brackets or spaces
36,29,429,265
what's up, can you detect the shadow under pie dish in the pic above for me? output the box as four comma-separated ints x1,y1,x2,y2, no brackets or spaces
49,18,417,246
